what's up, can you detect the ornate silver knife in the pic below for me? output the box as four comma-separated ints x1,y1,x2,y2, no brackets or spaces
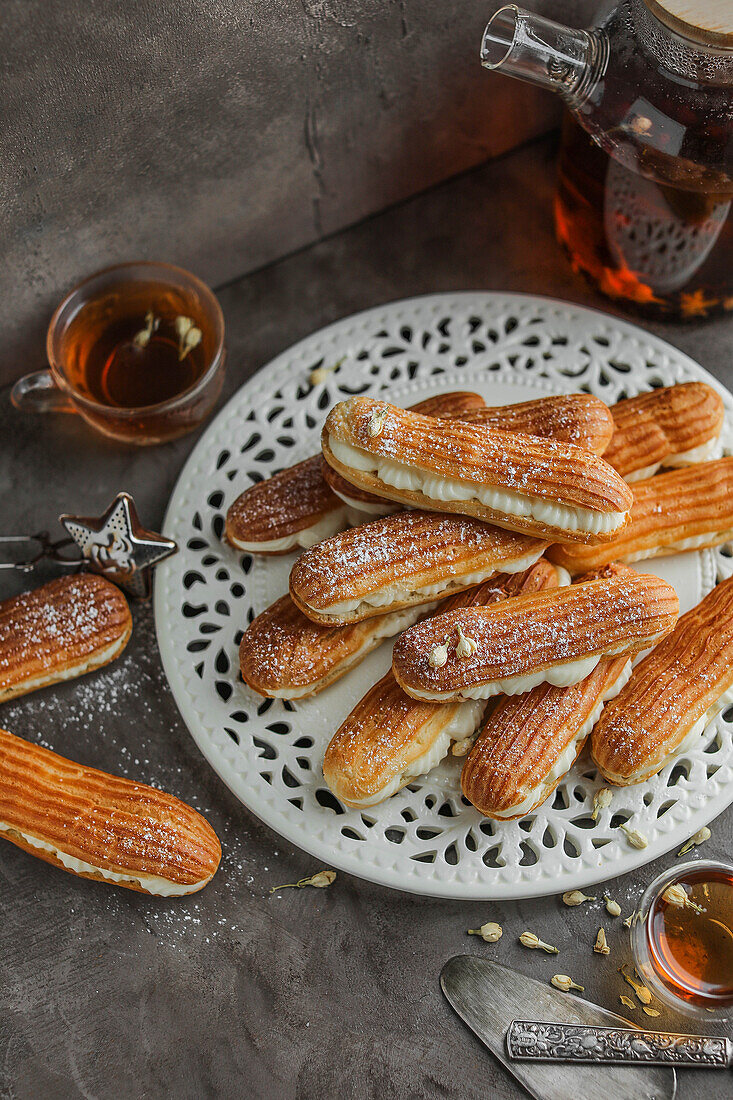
507,1021,732,1069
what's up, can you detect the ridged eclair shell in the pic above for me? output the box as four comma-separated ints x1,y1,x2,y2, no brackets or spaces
548,457,733,574
591,574,733,785
224,391,486,550
322,398,633,544
0,575,132,703
605,382,724,481
462,393,614,455
392,570,679,701
323,560,559,806
0,728,221,894
461,655,630,819
289,510,547,625
240,594,428,699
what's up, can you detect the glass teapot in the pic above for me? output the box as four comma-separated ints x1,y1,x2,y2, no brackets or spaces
481,1,733,319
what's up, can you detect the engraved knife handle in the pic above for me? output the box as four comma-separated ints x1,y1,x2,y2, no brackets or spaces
506,1021,732,1069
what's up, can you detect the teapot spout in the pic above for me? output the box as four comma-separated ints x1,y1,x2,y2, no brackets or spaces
481,5,606,105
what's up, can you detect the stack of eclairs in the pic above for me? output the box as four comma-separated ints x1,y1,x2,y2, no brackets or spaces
230,381,733,818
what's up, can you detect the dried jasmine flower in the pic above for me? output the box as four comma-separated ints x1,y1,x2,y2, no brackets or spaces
642,1006,661,1017
677,826,711,857
468,921,503,943
622,911,637,929
619,995,636,1011
368,408,388,437
455,626,478,659
591,787,612,821
630,114,653,134
451,737,473,757
619,966,653,1005
175,315,203,361
604,896,621,917
133,310,158,348
551,974,584,993
662,883,705,915
594,927,610,955
428,643,448,669
619,822,648,849
270,869,336,893
520,931,559,954
562,890,596,907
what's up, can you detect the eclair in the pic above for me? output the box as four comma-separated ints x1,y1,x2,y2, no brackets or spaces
0,728,221,894
323,560,560,807
289,510,548,625
322,398,633,544
548,458,733,574
0,575,132,703
604,382,724,482
460,561,635,818
461,653,631,819
322,392,615,516
591,575,733,785
392,569,678,702
240,594,433,699
225,391,485,552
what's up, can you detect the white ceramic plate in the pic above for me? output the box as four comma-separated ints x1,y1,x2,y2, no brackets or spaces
155,293,733,899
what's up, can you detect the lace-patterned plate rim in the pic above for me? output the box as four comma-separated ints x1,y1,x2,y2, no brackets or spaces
154,292,733,900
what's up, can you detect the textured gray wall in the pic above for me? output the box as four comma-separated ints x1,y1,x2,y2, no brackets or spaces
1,0,591,386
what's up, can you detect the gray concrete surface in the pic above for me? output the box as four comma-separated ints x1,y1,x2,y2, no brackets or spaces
0,135,731,1099
0,0,593,387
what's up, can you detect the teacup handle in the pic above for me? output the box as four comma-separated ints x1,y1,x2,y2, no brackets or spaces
11,370,77,414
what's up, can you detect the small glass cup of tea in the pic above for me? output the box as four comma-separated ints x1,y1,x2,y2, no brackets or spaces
11,260,226,445
631,858,733,1019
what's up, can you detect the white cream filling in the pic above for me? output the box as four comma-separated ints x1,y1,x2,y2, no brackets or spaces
270,603,435,700
0,636,127,702
624,436,721,483
670,681,733,760
329,437,627,536
0,822,208,896
406,636,660,702
552,565,573,588
332,486,400,517
492,659,632,818
621,528,733,562
231,509,348,552
344,699,486,807
320,548,545,618
663,435,722,468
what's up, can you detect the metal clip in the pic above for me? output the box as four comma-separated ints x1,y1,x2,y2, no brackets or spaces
0,532,84,574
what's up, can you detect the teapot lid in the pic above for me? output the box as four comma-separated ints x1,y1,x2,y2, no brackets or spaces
644,0,733,47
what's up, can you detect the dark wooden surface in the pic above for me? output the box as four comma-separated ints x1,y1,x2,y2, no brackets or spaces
1,135,731,1099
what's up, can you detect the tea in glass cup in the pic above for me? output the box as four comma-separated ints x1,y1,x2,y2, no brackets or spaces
12,261,226,445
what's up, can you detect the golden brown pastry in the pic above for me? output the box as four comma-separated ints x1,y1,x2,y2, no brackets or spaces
225,454,350,554
322,398,633,544
0,574,132,704
392,569,679,702
591,575,733,785
240,594,434,699
462,653,631,819
289,510,548,625
605,381,724,482
0,728,221,894
548,458,733,574
225,391,486,552
462,393,614,454
323,560,560,806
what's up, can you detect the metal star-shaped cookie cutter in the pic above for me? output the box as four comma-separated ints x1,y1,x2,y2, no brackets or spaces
59,492,177,598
